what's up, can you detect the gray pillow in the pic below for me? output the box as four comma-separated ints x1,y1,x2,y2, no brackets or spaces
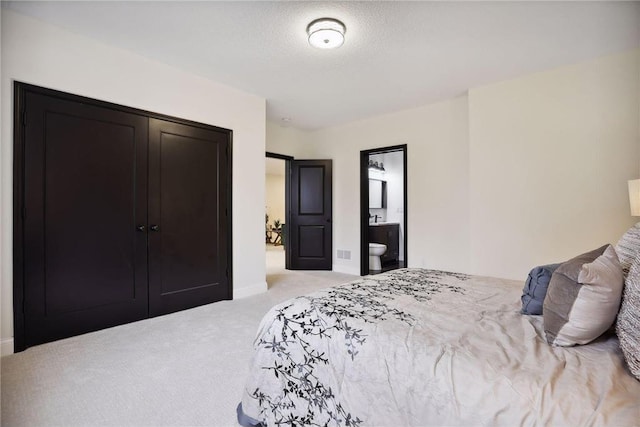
616,253,640,381
543,244,624,347
521,264,561,315
615,223,640,277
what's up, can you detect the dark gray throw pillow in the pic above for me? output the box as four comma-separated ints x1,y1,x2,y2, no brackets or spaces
521,263,561,315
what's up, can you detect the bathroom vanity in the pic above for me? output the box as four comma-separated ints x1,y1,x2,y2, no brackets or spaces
369,223,400,265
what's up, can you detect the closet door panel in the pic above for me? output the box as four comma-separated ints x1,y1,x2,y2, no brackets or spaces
148,118,230,316
22,91,149,348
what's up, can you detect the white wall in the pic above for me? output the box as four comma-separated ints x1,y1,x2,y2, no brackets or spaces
266,121,313,158
468,50,640,279
266,174,286,231
0,10,267,355
305,96,471,275
301,50,639,280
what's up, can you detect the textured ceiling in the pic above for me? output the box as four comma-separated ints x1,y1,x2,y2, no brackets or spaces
5,1,640,130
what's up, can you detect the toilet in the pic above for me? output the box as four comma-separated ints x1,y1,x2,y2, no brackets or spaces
369,243,387,271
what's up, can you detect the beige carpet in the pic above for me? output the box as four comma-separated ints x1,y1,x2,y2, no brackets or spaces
1,245,356,426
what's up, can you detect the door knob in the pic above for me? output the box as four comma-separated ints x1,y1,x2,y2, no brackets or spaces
136,225,146,232
150,225,160,232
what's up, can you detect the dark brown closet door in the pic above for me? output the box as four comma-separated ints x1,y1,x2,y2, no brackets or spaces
148,118,230,316
22,91,149,348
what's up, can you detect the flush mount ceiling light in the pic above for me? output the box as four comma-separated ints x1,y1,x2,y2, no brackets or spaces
307,18,346,49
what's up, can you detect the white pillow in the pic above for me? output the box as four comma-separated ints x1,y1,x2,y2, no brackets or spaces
544,245,624,347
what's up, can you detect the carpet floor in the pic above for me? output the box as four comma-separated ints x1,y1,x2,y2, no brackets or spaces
1,246,356,426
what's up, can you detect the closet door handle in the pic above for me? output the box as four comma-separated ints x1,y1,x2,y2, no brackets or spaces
136,225,146,232
150,225,160,232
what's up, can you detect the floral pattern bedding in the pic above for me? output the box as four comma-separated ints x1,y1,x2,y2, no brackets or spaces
240,268,640,426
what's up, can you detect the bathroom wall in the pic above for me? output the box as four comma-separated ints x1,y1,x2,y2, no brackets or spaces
368,154,387,223
382,151,405,261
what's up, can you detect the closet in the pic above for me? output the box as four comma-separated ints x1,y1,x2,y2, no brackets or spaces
14,83,232,351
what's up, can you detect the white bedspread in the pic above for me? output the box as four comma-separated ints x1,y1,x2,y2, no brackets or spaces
240,269,640,426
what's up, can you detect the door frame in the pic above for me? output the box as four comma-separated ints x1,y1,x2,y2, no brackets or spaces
13,82,234,352
266,152,293,269
359,144,408,276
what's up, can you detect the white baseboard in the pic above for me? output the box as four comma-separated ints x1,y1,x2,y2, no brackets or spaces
234,281,268,299
1,338,14,356
332,264,361,276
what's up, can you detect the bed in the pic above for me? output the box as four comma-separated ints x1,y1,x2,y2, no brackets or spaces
238,268,640,426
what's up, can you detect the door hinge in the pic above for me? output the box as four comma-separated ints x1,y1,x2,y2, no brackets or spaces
225,269,229,278
22,206,27,219
22,111,27,126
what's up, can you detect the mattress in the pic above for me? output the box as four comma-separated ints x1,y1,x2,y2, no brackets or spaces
239,268,640,426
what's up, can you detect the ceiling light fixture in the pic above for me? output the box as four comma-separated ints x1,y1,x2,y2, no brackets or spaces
307,18,346,49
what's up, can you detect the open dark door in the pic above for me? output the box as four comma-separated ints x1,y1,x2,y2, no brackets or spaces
289,160,332,270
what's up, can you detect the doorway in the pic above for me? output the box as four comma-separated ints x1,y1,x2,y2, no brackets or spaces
359,145,408,276
265,152,333,275
265,153,290,274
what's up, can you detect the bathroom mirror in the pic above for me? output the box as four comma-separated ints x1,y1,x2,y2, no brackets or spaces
369,179,386,208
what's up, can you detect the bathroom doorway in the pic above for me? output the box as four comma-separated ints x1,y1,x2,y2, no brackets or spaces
359,145,407,276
